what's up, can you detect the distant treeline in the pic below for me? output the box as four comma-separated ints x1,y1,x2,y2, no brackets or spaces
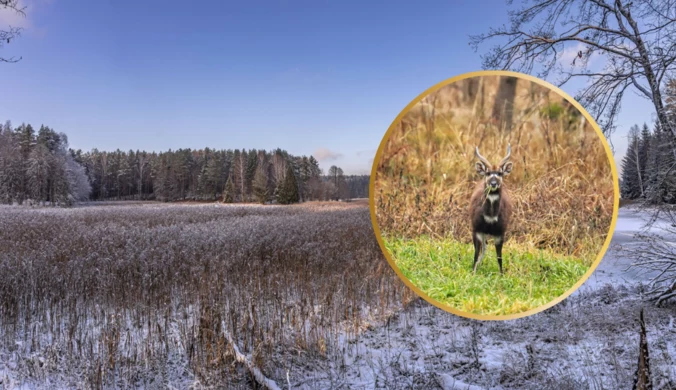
620,78,676,204
340,175,369,199
73,147,368,203
0,121,370,204
621,120,676,204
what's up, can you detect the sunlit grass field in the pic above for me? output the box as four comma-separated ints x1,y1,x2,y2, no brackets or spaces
373,75,616,316
384,236,589,316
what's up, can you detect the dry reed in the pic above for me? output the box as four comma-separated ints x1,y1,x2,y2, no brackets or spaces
374,75,615,261
0,202,413,388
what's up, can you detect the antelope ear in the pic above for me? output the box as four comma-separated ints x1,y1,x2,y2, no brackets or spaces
501,162,513,176
475,161,487,175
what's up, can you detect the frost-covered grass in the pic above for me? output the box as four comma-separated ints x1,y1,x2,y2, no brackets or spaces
385,236,588,316
0,201,413,388
295,284,676,390
1,202,673,389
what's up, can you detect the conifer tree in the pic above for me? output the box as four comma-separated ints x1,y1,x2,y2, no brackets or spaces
245,149,258,201
204,153,223,200
0,122,21,203
638,123,651,195
223,174,235,203
621,127,643,199
0,119,324,204
644,123,661,204
252,164,269,204
648,121,676,203
277,164,299,204
27,144,50,202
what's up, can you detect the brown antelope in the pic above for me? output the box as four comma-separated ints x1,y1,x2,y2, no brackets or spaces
469,144,513,274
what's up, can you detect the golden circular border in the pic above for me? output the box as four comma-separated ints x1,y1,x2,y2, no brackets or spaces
368,70,620,321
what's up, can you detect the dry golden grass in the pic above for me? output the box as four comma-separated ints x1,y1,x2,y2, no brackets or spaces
374,75,615,262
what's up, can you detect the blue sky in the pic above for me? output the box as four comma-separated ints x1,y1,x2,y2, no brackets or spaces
0,0,657,174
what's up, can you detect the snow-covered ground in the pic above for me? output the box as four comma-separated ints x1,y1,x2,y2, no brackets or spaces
0,202,406,389
297,283,676,389
291,207,676,389
583,207,674,289
1,204,674,389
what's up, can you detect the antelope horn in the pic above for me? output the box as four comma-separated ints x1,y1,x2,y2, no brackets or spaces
498,144,511,167
475,147,492,168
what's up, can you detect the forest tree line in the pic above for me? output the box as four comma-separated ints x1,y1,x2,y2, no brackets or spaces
620,121,676,204
0,121,370,205
0,122,91,205
621,80,676,204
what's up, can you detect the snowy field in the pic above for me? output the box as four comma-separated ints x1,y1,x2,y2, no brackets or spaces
293,206,676,389
583,207,675,289
0,202,674,389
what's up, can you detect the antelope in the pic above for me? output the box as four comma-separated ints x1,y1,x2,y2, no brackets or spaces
469,144,513,274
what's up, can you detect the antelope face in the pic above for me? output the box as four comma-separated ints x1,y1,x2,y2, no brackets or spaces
480,167,507,191
474,144,513,192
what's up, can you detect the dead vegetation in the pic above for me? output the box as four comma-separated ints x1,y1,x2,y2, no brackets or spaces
0,201,671,389
296,284,676,389
374,75,616,260
0,202,414,388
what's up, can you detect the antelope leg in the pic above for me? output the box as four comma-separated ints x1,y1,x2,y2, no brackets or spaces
495,236,504,274
473,233,486,274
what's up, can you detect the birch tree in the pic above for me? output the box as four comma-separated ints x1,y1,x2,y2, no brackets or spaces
252,164,269,204
137,151,148,199
470,0,676,137
65,154,91,201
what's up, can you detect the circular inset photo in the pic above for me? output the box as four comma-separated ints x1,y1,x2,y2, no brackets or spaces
370,71,619,320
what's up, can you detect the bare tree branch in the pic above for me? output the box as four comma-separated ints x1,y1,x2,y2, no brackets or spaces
0,0,27,63
470,0,676,138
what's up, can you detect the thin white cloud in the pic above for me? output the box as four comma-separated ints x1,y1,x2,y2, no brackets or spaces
559,42,605,69
560,42,583,66
0,0,53,37
356,149,376,157
339,160,372,175
314,147,343,161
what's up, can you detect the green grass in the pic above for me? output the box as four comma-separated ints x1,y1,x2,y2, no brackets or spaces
384,235,590,316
